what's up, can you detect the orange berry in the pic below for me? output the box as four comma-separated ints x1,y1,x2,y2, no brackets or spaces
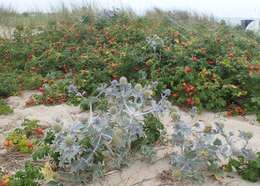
35,128,44,136
27,141,33,149
226,111,233,117
192,56,199,62
171,92,179,98
3,140,13,149
184,66,192,73
186,98,195,106
1,180,7,186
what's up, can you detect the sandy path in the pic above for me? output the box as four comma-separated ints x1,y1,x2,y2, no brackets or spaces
0,91,87,145
0,91,259,185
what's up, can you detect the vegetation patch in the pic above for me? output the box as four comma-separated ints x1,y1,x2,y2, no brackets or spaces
226,152,260,182
0,7,260,186
0,73,19,98
4,119,44,153
0,99,13,115
0,9,259,117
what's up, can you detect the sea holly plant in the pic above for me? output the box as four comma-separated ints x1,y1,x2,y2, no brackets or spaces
33,77,170,182
146,34,165,53
53,119,113,173
170,118,255,183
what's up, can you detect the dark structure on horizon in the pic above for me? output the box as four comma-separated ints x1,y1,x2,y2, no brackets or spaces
241,20,254,29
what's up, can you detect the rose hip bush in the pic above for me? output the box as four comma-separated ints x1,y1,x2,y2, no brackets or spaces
0,10,259,114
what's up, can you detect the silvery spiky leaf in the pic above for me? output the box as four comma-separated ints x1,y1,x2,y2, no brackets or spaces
190,106,197,119
146,35,164,51
238,131,253,142
52,113,113,173
50,78,170,176
68,84,78,94
102,9,119,18
171,120,255,182
53,132,82,169
140,145,156,162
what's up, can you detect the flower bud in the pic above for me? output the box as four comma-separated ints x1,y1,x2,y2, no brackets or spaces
171,111,180,121
134,83,142,91
65,135,73,145
163,89,171,96
53,123,62,132
109,106,117,114
144,90,152,98
119,76,128,85
111,79,118,86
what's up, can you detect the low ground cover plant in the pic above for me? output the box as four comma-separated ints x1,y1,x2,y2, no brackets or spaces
0,73,19,98
4,119,44,153
26,79,69,106
6,162,43,186
226,152,260,182
19,73,43,90
0,99,13,115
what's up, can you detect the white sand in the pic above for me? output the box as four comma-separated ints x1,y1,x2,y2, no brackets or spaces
0,26,15,39
0,91,259,185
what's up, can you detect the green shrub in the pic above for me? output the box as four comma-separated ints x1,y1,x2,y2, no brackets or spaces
0,73,19,97
20,73,43,90
7,162,43,186
0,99,13,115
226,152,260,182
0,9,259,116
257,113,260,122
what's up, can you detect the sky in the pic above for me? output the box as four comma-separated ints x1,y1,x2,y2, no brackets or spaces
1,0,260,19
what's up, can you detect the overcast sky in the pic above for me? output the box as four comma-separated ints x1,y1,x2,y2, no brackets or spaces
1,0,260,18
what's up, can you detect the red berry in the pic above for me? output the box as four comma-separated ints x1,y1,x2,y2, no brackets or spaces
27,141,33,149
171,92,179,98
184,66,192,73
207,60,215,65
228,52,234,59
186,98,194,106
3,140,13,149
1,180,7,186
112,75,119,80
38,87,44,93
192,56,199,62
235,106,244,115
27,53,33,61
226,111,233,117
35,128,44,136
183,83,196,94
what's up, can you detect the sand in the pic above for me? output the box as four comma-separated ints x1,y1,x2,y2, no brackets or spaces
0,91,259,185
0,26,15,39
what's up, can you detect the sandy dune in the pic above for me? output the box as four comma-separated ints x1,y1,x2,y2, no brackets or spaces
0,91,259,185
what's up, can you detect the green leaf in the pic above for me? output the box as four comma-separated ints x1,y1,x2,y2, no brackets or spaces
213,138,222,146
241,168,258,182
